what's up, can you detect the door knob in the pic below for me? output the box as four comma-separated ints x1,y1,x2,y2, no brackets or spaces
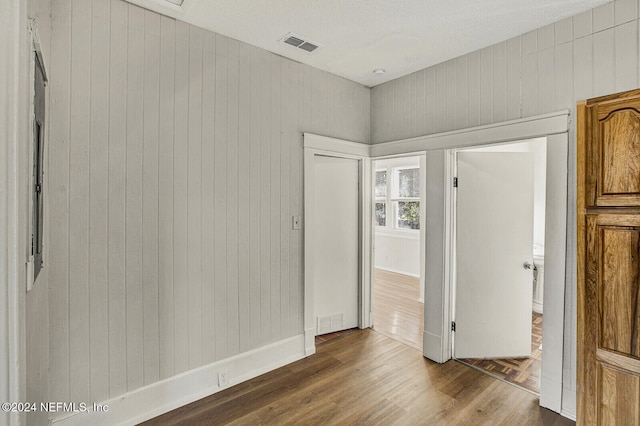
523,262,534,270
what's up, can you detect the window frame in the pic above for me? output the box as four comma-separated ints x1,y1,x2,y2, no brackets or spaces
375,165,420,233
374,169,389,228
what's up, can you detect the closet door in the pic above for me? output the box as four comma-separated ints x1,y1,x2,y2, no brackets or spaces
578,89,640,426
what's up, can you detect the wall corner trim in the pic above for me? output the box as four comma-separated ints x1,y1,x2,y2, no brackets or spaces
370,111,570,157
303,132,371,157
50,334,306,426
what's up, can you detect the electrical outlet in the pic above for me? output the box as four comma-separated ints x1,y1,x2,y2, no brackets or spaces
218,371,229,387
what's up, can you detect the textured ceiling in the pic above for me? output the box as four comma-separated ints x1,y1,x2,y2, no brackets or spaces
127,0,611,87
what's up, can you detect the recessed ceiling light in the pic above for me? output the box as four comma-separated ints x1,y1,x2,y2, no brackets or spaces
373,69,386,75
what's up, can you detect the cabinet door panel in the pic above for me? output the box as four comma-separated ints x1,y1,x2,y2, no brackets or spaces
600,226,640,357
598,364,640,426
584,214,640,425
593,101,640,206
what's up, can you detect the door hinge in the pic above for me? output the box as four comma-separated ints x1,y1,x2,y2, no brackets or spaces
451,321,456,332
453,177,458,188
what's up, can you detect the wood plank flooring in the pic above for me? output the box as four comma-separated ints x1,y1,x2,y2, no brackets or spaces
459,312,543,394
142,329,573,425
315,328,358,345
372,269,424,351
372,269,543,395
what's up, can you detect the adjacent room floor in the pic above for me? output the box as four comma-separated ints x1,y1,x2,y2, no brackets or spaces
371,267,543,395
143,328,572,425
372,268,424,351
459,312,543,394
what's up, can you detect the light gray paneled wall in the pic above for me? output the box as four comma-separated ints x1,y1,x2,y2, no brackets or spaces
370,0,636,415
48,0,369,407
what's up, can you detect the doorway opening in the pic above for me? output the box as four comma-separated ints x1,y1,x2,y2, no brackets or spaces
313,154,360,337
303,133,372,356
452,138,547,395
371,155,425,351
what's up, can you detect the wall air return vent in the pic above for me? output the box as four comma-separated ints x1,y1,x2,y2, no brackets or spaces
280,33,322,54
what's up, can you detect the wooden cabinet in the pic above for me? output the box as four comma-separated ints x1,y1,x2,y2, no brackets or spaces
578,89,640,426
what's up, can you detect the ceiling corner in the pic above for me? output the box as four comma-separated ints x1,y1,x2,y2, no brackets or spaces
121,0,195,18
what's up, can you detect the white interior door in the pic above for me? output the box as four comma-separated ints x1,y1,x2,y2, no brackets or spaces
314,155,359,335
454,152,534,359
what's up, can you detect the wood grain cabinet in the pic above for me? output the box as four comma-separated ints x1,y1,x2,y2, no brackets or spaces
578,89,640,426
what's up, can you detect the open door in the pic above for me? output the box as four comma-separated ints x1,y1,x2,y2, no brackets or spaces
454,152,534,359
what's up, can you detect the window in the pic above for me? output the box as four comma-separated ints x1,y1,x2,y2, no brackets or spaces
375,170,387,226
375,202,386,226
375,166,420,231
394,168,420,230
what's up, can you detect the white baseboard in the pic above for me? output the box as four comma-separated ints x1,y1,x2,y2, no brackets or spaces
561,388,577,421
561,410,577,422
304,327,316,356
50,334,306,426
374,266,420,278
540,374,562,413
532,301,543,314
423,331,446,363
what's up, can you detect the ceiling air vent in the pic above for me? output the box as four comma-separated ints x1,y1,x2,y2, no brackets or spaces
280,33,321,54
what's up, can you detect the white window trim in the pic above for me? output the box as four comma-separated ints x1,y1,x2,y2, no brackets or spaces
375,165,420,233
374,168,388,228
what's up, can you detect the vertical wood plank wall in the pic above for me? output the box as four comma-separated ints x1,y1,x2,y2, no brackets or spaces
369,0,637,416
48,0,370,406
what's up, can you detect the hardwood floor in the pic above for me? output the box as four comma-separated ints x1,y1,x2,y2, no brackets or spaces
142,329,573,425
459,312,543,394
372,268,423,351
315,328,358,345
373,268,543,394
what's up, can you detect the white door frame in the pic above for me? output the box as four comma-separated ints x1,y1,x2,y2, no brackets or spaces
370,111,569,413
303,133,372,356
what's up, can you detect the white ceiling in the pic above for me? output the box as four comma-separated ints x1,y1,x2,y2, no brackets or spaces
127,0,611,87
